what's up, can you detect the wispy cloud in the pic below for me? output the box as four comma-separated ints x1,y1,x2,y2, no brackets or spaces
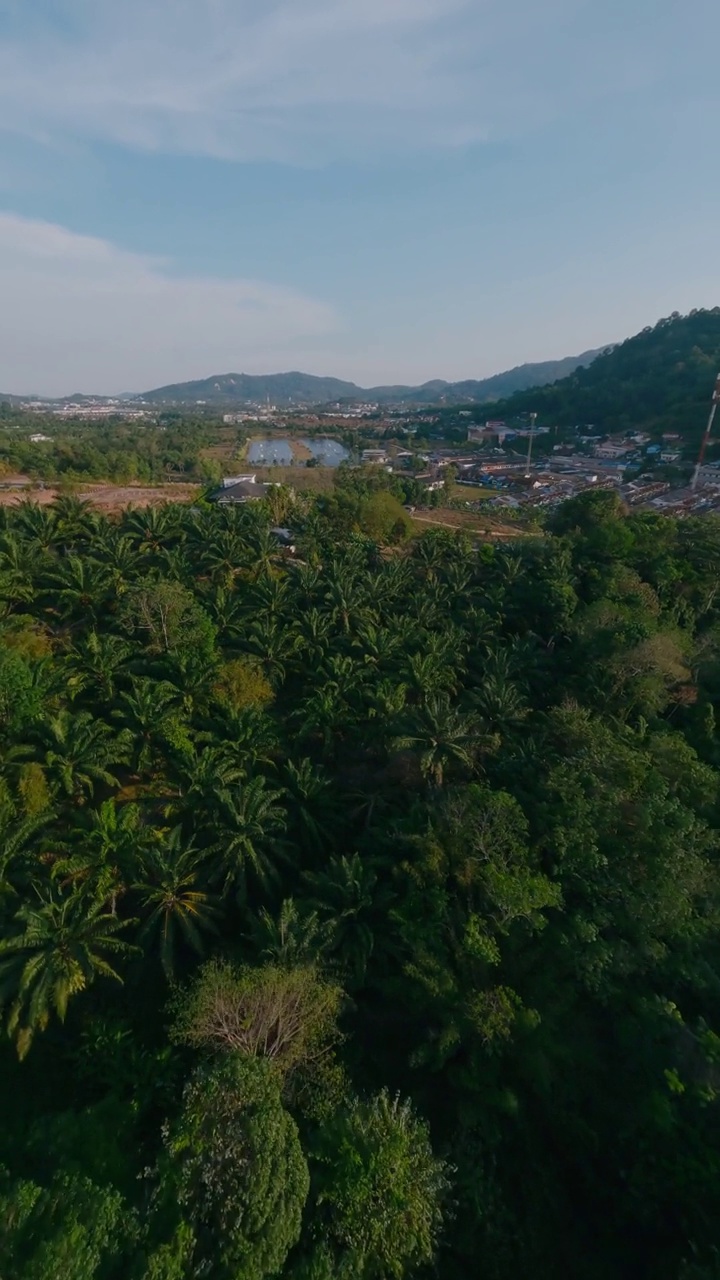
0,0,705,162
0,212,339,395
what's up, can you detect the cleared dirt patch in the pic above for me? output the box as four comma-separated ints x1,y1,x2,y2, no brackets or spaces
410,508,527,540
0,482,201,511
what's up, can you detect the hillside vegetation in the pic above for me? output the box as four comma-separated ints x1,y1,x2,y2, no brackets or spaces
476,309,720,438
1,489,720,1278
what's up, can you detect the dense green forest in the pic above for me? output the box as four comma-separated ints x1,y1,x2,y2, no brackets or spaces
2,488,720,1278
466,309,720,439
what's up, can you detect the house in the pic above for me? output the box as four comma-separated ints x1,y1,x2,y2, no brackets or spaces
213,475,269,503
660,450,682,464
361,449,388,464
594,441,635,460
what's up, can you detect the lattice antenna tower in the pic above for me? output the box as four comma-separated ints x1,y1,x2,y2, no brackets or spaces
691,373,720,491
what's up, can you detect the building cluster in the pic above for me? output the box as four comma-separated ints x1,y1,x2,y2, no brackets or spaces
18,399,150,421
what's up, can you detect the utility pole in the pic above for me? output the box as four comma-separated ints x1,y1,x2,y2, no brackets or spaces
691,373,720,491
525,412,538,475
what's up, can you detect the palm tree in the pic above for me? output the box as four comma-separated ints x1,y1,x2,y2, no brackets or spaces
0,887,136,1058
13,502,58,554
0,531,41,606
324,566,372,634
209,776,288,900
173,744,248,810
245,614,300,681
405,651,457,703
122,505,180,557
52,799,145,914
32,711,131,803
136,830,220,980
282,757,338,855
112,678,185,775
472,675,529,736
40,555,113,627
252,573,290,619
199,529,248,588
293,607,333,667
352,622,404,671
68,631,132,704
0,811,52,895
246,524,285,579
247,897,327,966
393,695,489,787
304,852,391,986
295,686,352,762
48,496,99,549
199,585,249,647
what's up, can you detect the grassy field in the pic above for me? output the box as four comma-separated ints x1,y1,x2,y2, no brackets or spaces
451,484,494,500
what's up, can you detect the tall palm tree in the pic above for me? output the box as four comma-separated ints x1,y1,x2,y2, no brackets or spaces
0,887,136,1058
136,830,220,980
304,852,391,986
0,531,41,606
88,529,140,595
472,675,529,737
245,614,300,681
112,678,185,775
0,811,52,895
13,502,58,554
122,505,180,557
295,685,352,762
52,799,145,914
68,631,132,705
199,585,249,647
32,711,131,803
209,776,288,900
393,695,489,787
199,529,248,588
282,757,338,855
247,897,327,965
40,555,113,627
324,566,372,634
293,607,333,667
48,496,99,549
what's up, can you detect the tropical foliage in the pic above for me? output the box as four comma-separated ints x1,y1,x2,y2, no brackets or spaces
0,487,719,1277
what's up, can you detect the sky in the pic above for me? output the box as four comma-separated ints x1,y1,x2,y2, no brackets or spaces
1,0,719,395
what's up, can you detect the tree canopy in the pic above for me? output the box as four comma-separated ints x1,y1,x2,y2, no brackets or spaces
0,487,719,1277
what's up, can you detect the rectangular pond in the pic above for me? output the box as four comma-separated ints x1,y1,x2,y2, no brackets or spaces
247,438,350,467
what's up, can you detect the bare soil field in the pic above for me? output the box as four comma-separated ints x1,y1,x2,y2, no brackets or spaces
0,482,201,511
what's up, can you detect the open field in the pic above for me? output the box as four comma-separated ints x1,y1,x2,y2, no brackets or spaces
410,507,527,540
0,482,201,511
451,484,494,500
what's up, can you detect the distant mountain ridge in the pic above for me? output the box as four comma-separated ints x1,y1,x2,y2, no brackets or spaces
136,349,603,408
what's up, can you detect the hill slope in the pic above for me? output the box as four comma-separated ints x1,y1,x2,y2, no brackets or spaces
476,310,720,438
139,350,601,407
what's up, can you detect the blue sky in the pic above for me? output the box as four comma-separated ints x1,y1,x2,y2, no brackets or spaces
0,0,719,394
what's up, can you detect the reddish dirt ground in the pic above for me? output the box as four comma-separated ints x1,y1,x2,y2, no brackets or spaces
0,482,201,511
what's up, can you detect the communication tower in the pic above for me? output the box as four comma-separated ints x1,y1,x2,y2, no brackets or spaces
691,373,720,491
525,412,538,475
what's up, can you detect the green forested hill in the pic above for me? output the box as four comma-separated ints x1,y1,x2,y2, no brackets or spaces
476,308,720,438
137,350,600,407
1,488,720,1278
